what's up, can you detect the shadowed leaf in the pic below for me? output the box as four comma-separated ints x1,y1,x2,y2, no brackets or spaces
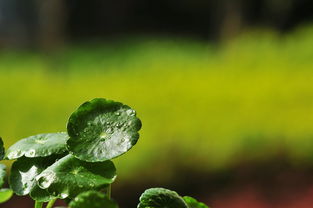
138,188,188,208
36,155,116,199
69,190,118,208
9,156,60,202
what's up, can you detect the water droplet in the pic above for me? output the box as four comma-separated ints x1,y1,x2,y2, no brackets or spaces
89,183,95,187
26,149,36,157
106,128,113,134
126,109,135,116
60,193,69,198
36,171,55,189
116,122,123,128
115,112,120,116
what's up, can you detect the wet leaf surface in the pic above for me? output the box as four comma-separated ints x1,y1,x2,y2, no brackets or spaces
36,155,116,199
6,133,69,160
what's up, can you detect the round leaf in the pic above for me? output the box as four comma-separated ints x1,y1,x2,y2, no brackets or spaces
9,156,60,202
183,196,209,208
69,190,118,208
6,133,69,160
36,155,116,199
0,188,13,203
138,188,188,208
67,98,142,162
0,164,6,188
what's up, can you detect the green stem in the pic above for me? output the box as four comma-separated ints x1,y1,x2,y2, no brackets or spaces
107,184,111,199
35,201,43,208
46,198,57,208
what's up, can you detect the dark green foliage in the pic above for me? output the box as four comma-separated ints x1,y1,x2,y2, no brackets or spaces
138,188,188,208
2,98,210,208
0,137,4,160
69,191,118,208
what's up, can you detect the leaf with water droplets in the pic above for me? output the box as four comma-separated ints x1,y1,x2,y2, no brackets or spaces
9,156,60,202
0,188,13,203
67,98,142,162
36,155,116,199
0,137,4,160
69,190,118,208
183,196,210,208
138,188,188,208
0,164,6,188
6,133,69,160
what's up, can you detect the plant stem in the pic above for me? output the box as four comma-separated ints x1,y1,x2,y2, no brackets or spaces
107,184,111,199
35,201,43,208
46,198,57,208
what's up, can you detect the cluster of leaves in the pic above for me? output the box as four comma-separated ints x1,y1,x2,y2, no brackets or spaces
0,98,209,208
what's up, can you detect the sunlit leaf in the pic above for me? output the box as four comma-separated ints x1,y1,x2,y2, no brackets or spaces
36,155,116,199
138,188,188,208
67,98,142,162
6,133,69,160
0,189,13,203
9,156,59,202
183,196,209,208
69,190,118,208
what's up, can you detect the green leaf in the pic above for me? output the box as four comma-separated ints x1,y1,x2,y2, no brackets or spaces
36,155,116,199
6,133,69,160
0,137,4,160
9,156,59,202
0,164,6,188
69,190,118,208
138,188,188,208
67,98,142,162
183,196,209,208
0,188,13,203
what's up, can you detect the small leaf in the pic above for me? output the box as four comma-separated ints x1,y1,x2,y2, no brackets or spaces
67,98,142,162
138,188,188,208
0,188,13,203
6,133,69,160
36,155,116,199
69,190,118,208
9,156,60,202
0,164,6,188
183,196,209,208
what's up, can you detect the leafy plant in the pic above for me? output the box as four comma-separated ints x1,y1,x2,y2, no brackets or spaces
0,98,210,208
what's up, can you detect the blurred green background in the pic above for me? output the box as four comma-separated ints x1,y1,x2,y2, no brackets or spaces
1,1,313,207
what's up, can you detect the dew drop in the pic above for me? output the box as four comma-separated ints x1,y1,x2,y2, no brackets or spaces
115,112,120,116
126,109,135,116
60,193,69,198
37,171,55,189
106,128,113,134
26,149,36,157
